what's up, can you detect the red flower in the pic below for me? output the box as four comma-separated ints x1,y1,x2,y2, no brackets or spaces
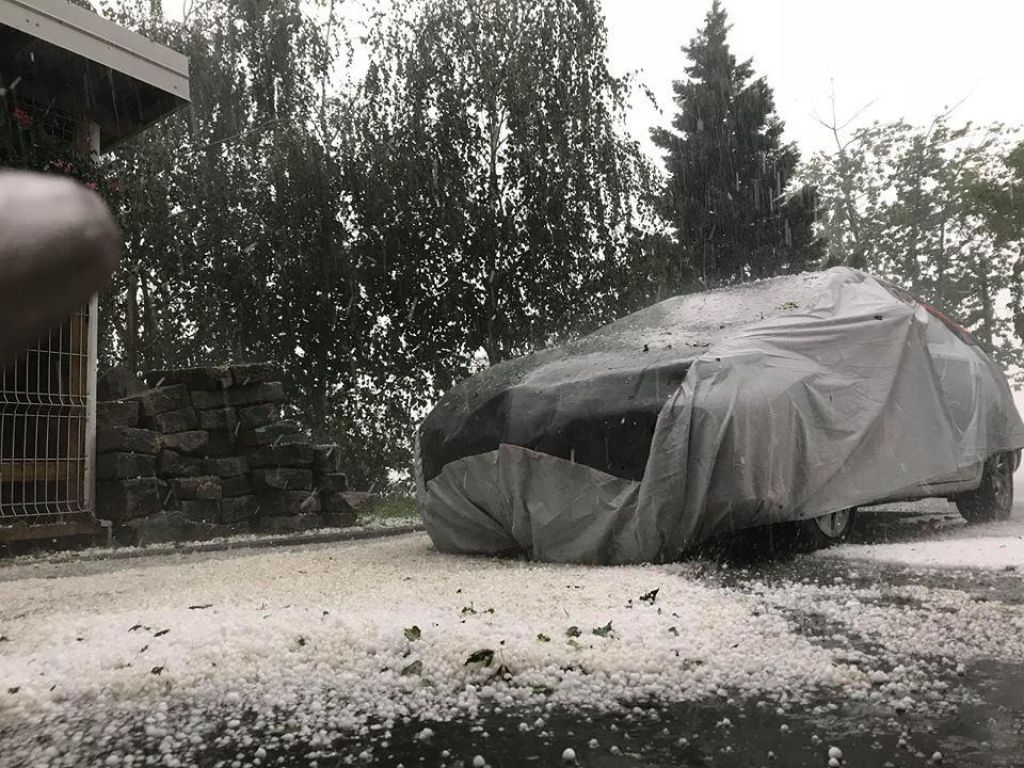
13,107,33,128
85,181,97,191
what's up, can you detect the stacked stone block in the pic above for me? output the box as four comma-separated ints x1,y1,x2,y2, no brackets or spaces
315,444,355,529
96,363,357,545
94,400,160,526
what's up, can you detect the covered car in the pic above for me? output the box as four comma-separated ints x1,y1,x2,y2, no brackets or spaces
415,268,1024,564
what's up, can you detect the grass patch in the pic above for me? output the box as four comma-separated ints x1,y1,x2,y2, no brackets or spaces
367,495,419,523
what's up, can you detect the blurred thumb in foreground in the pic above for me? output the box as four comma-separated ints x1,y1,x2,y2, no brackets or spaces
0,171,120,359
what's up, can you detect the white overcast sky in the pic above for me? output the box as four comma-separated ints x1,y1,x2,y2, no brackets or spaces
603,0,1024,434
161,0,1023,161
602,0,1024,161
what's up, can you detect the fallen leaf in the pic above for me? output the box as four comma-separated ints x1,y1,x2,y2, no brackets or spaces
639,588,660,605
404,625,422,642
464,649,495,667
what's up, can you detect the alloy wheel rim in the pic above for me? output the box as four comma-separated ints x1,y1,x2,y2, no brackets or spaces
815,508,850,538
992,455,1012,512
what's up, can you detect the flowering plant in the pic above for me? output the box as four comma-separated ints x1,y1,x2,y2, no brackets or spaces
0,98,110,192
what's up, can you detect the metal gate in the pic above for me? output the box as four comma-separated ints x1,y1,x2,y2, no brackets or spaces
0,298,98,540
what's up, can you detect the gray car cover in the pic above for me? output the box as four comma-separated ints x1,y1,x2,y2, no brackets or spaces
416,268,1024,564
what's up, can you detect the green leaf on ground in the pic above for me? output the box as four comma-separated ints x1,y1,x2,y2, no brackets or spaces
464,649,495,667
404,625,421,641
639,588,659,604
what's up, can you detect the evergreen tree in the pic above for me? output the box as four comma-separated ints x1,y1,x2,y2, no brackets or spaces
652,0,820,289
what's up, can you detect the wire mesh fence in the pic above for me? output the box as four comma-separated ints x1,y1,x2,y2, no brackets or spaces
0,306,91,525
10,94,85,145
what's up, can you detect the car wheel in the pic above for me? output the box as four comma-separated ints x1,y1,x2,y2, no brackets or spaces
798,507,857,550
955,452,1014,523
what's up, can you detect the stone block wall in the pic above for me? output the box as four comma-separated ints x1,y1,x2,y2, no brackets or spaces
95,363,356,546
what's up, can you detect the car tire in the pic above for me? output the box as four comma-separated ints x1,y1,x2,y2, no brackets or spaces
955,452,1014,523
797,507,857,550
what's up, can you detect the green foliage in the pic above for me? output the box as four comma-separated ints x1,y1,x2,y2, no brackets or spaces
0,100,107,190
98,0,417,487
801,117,1024,376
353,0,658,368
370,496,419,522
968,141,1024,352
651,0,821,289
99,0,657,487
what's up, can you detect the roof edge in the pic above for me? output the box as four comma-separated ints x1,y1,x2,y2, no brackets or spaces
0,0,189,102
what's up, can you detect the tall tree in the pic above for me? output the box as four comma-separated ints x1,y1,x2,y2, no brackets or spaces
98,0,660,486
101,0,411,487
969,140,1024,349
652,0,820,289
353,0,657,370
801,116,1023,378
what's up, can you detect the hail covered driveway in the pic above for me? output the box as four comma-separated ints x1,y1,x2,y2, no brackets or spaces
1,504,1022,768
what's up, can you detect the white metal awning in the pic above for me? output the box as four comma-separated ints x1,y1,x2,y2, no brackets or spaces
0,0,189,149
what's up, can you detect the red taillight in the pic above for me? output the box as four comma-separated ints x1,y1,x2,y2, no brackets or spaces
921,302,973,338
